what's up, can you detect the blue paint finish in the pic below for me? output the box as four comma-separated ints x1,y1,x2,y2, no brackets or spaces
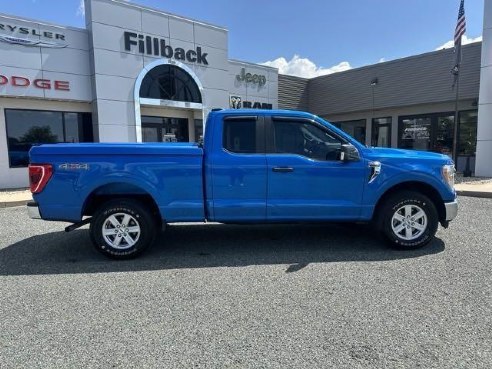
266,154,366,220
31,143,204,222
209,151,267,221
29,109,456,228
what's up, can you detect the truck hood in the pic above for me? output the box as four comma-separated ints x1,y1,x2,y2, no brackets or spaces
366,147,453,163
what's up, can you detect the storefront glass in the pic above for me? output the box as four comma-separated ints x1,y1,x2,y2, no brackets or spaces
141,116,189,142
399,111,478,164
458,111,478,156
399,116,432,151
5,109,92,167
434,115,455,156
194,119,203,142
371,117,392,147
333,119,366,144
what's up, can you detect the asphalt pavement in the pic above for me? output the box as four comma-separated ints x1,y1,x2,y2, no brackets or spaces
0,197,491,368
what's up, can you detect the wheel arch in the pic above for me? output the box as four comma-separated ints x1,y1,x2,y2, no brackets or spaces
372,181,446,225
82,182,162,222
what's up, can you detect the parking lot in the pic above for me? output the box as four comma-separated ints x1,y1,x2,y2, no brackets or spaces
0,196,491,368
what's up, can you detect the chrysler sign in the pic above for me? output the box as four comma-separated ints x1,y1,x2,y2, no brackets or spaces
0,23,67,48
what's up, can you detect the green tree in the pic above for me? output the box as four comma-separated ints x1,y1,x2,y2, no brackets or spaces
20,126,58,143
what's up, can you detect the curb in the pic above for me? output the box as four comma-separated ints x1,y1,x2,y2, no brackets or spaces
456,190,492,199
0,200,30,208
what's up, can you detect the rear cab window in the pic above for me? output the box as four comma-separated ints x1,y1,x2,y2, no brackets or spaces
223,116,264,154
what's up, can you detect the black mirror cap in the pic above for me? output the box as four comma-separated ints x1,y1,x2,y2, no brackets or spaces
340,144,360,162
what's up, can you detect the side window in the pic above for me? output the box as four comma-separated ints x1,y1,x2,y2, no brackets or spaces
273,120,343,161
223,119,257,153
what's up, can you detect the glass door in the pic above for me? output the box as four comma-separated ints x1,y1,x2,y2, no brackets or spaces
434,115,454,157
141,116,189,142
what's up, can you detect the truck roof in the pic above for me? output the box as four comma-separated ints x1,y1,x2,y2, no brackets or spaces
210,109,318,119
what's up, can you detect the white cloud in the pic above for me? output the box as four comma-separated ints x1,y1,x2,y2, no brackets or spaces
378,57,386,63
77,0,85,16
260,55,352,78
435,35,483,50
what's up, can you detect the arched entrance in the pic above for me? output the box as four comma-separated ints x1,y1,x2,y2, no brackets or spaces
134,59,204,143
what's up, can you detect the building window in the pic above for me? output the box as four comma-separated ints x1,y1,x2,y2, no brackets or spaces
194,119,203,143
371,117,392,147
5,109,93,168
333,119,366,144
398,113,460,157
139,64,202,103
458,110,478,156
399,116,433,151
141,116,189,143
398,113,455,157
398,110,478,170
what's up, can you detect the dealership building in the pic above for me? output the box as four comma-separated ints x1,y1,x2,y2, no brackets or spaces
0,0,490,189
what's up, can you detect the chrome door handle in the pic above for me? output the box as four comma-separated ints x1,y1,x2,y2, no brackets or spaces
272,167,294,173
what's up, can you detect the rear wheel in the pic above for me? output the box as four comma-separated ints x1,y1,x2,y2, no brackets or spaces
379,191,438,250
90,199,157,259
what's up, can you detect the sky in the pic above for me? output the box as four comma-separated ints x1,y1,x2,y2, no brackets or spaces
0,0,485,78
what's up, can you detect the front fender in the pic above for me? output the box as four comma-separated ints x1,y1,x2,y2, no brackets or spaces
360,162,455,220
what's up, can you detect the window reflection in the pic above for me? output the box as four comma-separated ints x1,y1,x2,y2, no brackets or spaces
333,119,366,144
6,109,92,167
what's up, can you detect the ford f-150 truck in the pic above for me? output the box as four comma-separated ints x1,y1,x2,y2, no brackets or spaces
28,109,457,259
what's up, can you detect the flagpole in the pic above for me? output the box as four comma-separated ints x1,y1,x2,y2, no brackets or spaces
452,0,466,167
452,43,460,165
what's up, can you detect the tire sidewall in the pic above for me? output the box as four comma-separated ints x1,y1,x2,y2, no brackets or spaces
382,193,438,249
90,200,155,259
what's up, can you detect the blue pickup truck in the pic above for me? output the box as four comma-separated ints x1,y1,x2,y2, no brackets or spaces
28,109,457,259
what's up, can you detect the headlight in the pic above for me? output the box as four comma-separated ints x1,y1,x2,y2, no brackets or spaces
442,164,456,189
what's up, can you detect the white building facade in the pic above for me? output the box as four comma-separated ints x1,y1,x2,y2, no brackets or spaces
476,0,492,176
0,0,490,189
0,0,278,189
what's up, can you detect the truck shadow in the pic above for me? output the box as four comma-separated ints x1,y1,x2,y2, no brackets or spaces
0,223,445,276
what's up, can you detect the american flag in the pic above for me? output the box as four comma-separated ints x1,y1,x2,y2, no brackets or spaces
454,0,466,46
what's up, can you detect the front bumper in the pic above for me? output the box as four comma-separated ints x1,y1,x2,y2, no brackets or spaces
27,201,41,219
444,199,458,221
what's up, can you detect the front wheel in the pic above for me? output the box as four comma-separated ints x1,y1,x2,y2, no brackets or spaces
379,191,438,250
90,199,157,259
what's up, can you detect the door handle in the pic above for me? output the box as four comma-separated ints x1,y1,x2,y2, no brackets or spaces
272,167,294,173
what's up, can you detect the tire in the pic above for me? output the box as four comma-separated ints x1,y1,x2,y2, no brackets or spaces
379,191,438,250
90,199,157,259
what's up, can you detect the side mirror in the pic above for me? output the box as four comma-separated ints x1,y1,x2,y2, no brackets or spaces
340,144,360,162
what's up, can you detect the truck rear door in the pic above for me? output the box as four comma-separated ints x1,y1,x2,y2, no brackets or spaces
207,115,267,222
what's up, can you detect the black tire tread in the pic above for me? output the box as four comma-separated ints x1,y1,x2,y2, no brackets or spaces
379,190,439,250
89,199,157,259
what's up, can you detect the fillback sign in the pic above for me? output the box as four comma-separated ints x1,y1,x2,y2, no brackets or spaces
124,32,208,65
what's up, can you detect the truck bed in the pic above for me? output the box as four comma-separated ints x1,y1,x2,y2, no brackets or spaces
30,143,205,223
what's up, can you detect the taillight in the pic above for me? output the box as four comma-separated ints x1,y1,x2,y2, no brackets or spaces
29,164,53,194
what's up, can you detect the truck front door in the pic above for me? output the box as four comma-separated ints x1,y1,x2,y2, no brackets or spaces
265,116,366,221
208,115,267,222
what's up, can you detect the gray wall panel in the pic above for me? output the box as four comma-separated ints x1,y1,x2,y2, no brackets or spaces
307,43,481,116
278,74,309,111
